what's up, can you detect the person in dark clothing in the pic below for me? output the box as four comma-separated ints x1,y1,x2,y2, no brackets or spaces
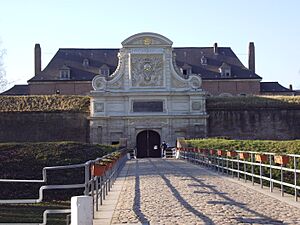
160,141,168,158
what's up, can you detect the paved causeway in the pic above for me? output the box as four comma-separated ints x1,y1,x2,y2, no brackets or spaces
94,159,300,225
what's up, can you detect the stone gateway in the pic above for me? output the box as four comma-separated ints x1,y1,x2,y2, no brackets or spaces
90,32,207,154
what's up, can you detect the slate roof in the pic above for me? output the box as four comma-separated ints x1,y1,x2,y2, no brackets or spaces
260,82,295,93
28,47,262,82
1,85,29,95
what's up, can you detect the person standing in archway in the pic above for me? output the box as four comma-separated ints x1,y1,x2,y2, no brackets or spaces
160,141,167,158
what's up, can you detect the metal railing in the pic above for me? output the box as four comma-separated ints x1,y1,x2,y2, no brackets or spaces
179,148,300,201
0,148,128,225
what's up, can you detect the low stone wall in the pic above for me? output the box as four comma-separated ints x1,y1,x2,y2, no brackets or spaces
207,109,300,140
0,112,89,142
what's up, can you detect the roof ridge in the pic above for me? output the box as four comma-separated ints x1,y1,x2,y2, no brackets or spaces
59,48,120,50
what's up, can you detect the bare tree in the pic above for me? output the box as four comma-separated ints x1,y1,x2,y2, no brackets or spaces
0,41,7,92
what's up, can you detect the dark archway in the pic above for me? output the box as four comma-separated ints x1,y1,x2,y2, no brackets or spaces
136,130,161,158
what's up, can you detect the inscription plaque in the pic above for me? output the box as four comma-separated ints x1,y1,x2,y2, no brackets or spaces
133,101,163,112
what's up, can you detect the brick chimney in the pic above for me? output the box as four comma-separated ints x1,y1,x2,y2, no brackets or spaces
289,84,293,91
248,42,255,72
34,43,41,75
213,43,218,54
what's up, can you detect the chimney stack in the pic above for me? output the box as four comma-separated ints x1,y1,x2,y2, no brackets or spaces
213,43,218,54
34,43,41,76
248,42,255,72
289,84,293,91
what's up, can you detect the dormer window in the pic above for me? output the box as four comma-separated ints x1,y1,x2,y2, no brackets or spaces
201,56,207,65
181,63,192,78
100,64,110,76
219,63,231,77
83,58,89,67
59,65,71,80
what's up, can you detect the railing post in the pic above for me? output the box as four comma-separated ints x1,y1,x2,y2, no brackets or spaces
244,157,247,183
91,173,95,217
281,164,284,197
251,153,254,185
95,177,99,211
71,196,93,225
231,155,234,177
217,154,220,173
226,154,229,175
294,156,298,201
237,154,240,180
222,155,224,174
269,155,273,192
260,161,263,188
100,176,103,205
84,162,90,196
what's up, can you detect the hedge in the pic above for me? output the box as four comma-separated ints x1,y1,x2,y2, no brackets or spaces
186,138,300,154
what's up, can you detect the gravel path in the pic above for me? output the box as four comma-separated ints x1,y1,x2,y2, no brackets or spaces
111,158,300,225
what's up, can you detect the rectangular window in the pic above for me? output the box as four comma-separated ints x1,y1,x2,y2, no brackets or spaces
133,101,163,112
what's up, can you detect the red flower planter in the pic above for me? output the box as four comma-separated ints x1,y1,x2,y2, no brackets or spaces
91,164,107,177
255,154,268,163
239,152,249,160
217,150,225,156
274,155,289,165
227,151,237,157
209,149,216,155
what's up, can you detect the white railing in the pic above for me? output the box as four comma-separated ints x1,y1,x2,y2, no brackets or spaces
0,148,128,225
179,147,300,201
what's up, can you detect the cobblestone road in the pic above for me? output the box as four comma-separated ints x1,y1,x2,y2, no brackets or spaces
111,159,300,225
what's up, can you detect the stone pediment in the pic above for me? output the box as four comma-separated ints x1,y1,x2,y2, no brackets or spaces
92,32,203,92
121,32,173,47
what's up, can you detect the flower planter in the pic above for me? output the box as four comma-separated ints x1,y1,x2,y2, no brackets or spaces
217,150,225,156
202,149,209,155
255,154,268,163
239,152,249,160
227,151,237,157
91,164,107,177
209,149,216,155
274,155,289,165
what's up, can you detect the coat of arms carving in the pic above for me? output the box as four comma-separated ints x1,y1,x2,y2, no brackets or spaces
130,54,163,87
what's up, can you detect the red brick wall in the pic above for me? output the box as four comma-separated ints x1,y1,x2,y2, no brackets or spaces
29,80,260,96
202,80,260,96
29,82,92,95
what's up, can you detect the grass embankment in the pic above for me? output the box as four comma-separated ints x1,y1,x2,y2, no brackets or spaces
207,95,300,110
0,142,117,224
186,138,300,154
1,95,299,112
0,95,90,112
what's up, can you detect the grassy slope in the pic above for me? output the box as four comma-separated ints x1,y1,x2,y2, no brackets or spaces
0,142,117,224
207,95,300,110
1,95,300,112
0,95,89,112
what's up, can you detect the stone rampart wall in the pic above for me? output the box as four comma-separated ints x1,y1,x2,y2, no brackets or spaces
207,109,300,140
0,112,89,142
0,109,299,143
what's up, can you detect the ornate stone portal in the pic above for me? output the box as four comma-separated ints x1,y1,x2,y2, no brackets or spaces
90,32,208,149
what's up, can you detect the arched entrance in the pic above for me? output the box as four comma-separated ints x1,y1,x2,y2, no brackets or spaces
136,130,161,158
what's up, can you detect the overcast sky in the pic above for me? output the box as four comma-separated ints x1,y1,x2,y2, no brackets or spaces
1,0,300,90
